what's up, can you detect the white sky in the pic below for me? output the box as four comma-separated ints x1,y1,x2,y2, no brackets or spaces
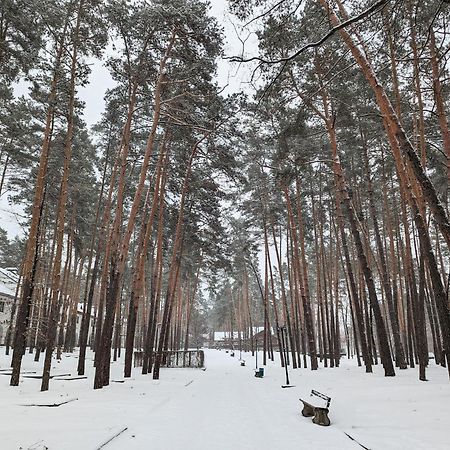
0,0,260,238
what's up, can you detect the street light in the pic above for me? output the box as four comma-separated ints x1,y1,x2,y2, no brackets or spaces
278,325,295,388
154,322,163,364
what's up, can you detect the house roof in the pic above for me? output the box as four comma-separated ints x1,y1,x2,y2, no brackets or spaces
213,327,274,341
213,331,240,341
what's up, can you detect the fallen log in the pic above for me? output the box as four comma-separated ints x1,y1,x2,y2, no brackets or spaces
344,432,371,450
96,427,128,449
54,376,87,381
22,373,71,379
21,398,78,407
0,371,37,375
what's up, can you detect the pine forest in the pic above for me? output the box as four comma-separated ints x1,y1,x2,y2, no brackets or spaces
0,1,449,449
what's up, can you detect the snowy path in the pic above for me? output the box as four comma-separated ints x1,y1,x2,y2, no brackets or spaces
124,351,354,450
0,349,449,449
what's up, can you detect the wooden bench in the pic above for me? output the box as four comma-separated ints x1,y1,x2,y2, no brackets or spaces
300,390,331,426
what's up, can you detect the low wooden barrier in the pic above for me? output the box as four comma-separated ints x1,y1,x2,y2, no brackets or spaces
133,350,204,369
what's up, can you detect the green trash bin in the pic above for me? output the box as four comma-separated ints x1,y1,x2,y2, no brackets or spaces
254,367,264,378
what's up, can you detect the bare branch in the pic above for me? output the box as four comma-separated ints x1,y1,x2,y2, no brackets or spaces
227,0,391,65
243,0,288,27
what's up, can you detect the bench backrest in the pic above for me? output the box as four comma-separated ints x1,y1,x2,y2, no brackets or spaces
311,390,331,408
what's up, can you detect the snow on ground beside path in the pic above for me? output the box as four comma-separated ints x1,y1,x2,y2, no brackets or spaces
0,349,448,450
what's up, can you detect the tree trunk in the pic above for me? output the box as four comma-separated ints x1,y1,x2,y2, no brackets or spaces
10,14,69,387
319,0,450,250
40,0,84,391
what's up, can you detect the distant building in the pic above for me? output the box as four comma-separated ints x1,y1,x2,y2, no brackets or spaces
0,267,19,344
210,327,277,350
252,329,278,347
213,331,239,342
0,268,96,347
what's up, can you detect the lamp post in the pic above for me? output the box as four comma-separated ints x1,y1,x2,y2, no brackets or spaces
255,336,258,370
154,322,163,366
279,325,294,388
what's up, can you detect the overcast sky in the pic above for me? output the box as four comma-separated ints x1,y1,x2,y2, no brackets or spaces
0,0,260,238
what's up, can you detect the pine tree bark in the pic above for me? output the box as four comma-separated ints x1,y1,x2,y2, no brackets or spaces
429,29,450,184
41,0,84,391
10,13,70,387
361,131,407,369
95,33,175,388
283,186,318,369
77,133,112,375
319,0,450,250
124,137,168,377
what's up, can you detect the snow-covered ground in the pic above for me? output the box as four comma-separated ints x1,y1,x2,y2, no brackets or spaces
0,349,448,450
